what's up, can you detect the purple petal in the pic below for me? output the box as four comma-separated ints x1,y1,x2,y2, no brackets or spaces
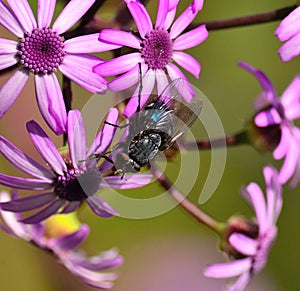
239,62,278,105
127,1,152,39
65,33,122,53
26,120,67,175
172,51,201,78
229,233,258,256
0,173,52,190
37,0,56,28
60,54,107,94
172,24,208,50
86,194,118,218
192,0,204,12
155,0,169,30
165,63,194,101
0,135,55,181
19,199,65,224
87,108,119,157
34,73,67,135
0,1,23,37
204,258,251,278
67,110,86,168
93,52,142,77
60,201,80,214
228,272,250,291
278,32,300,62
156,69,169,95
123,69,155,118
275,6,300,42
52,0,95,35
281,76,300,120
102,174,152,189
0,38,18,54
170,3,200,39
164,8,177,31
273,126,289,160
0,69,29,118
0,192,56,212
0,53,18,70
254,108,282,127
7,0,37,32
242,183,267,235
169,0,180,10
51,224,89,253
98,29,141,49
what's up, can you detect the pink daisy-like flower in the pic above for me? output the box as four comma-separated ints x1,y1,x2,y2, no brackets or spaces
204,166,282,291
275,6,300,62
0,109,151,223
0,0,121,134
0,190,123,289
240,62,300,187
94,0,208,117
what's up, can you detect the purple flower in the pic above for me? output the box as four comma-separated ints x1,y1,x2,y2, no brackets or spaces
275,6,300,62
0,190,123,289
204,166,282,291
0,0,121,134
240,62,300,187
0,109,152,223
94,0,208,117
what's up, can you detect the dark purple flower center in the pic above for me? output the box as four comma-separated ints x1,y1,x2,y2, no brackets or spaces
17,28,65,74
54,168,102,202
141,29,173,70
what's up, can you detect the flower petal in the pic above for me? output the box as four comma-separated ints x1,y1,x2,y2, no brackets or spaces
60,54,107,94
7,0,37,32
275,6,300,42
52,0,95,35
0,173,52,190
0,1,24,37
155,0,169,30
65,33,122,53
37,0,56,28
0,135,55,181
172,51,201,78
0,53,18,70
172,24,208,50
228,272,250,291
165,63,194,101
123,69,156,118
93,52,142,77
87,108,119,157
0,192,56,212
278,31,300,62
204,258,251,278
170,3,200,39
26,120,67,175
254,108,282,127
34,73,67,135
86,194,118,218
281,75,300,118
68,110,86,168
229,233,258,256
0,38,18,54
0,69,29,118
60,201,80,214
98,29,141,49
127,1,152,39
102,174,152,189
19,199,65,224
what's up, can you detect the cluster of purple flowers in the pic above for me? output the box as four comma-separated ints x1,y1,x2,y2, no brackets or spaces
0,0,300,290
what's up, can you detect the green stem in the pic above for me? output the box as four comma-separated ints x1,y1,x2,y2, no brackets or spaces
151,166,223,234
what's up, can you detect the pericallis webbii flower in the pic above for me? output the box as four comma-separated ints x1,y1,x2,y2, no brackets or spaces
0,109,152,223
93,0,208,117
204,166,282,291
0,190,123,289
0,0,121,134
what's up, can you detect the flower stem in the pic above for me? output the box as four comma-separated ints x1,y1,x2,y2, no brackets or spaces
181,130,249,150
189,5,297,31
151,166,223,234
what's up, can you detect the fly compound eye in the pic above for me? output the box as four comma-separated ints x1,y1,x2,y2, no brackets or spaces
149,133,161,147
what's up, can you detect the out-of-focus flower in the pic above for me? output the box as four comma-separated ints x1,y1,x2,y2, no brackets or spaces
0,109,152,223
0,0,121,134
275,6,300,62
94,0,208,117
0,190,123,289
241,62,300,187
204,166,282,291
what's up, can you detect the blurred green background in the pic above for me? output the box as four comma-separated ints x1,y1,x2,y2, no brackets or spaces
1,0,300,290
